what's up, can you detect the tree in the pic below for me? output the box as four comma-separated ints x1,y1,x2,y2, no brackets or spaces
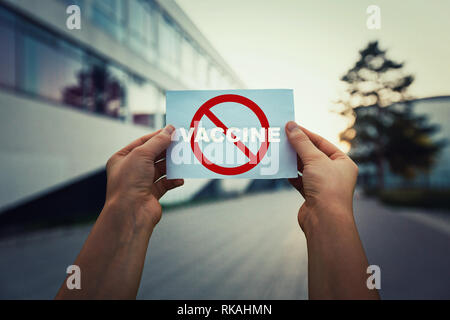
338,41,443,188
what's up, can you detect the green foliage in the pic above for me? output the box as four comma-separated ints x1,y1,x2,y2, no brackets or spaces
378,189,450,210
339,41,444,184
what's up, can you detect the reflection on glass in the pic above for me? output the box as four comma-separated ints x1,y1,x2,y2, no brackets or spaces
23,36,83,107
0,1,239,128
181,37,197,85
133,114,155,127
82,60,126,119
197,51,209,88
158,14,181,78
60,0,84,9
0,22,15,87
91,0,124,40
156,90,166,129
208,65,222,89
128,77,159,127
128,0,157,63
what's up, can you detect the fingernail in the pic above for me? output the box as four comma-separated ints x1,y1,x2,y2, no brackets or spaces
286,121,300,132
163,125,175,135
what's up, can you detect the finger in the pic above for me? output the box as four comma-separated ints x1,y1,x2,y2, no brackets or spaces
296,156,304,173
151,149,167,164
153,159,166,182
286,121,325,164
289,156,304,196
138,125,175,162
152,177,184,200
117,130,162,156
288,175,305,197
299,126,346,160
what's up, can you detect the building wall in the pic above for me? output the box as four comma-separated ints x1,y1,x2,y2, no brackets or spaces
386,96,450,188
0,90,150,210
360,96,450,189
0,0,244,210
414,97,450,179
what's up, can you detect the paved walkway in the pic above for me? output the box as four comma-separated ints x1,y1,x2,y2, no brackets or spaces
0,190,449,299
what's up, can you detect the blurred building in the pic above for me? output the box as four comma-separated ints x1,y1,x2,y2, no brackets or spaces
358,96,450,189
0,0,244,212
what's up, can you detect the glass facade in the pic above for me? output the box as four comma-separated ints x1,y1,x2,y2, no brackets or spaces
91,0,125,41
0,1,239,128
128,0,157,63
0,8,16,88
22,31,84,108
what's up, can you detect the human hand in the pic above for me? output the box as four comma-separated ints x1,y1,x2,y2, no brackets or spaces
285,122,379,300
56,126,183,300
285,121,359,234
105,125,184,229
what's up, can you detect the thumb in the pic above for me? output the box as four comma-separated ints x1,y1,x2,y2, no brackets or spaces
139,125,175,161
286,121,324,164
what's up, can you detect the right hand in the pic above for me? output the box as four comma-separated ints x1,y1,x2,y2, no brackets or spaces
285,121,359,233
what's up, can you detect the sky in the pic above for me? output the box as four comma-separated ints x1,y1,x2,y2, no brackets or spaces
176,0,450,149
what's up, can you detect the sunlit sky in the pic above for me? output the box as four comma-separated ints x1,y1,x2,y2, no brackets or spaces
176,0,450,149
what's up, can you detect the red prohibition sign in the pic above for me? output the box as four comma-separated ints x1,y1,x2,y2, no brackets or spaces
190,94,270,175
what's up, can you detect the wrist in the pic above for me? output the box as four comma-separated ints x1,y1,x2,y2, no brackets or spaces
102,196,157,233
301,202,356,241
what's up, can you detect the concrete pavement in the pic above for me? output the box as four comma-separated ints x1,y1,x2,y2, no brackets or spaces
0,190,449,299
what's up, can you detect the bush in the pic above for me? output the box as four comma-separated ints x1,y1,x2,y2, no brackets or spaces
377,188,450,210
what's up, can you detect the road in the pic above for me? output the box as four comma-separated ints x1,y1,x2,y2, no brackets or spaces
0,190,449,299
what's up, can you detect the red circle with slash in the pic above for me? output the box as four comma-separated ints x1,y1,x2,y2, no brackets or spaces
190,94,270,175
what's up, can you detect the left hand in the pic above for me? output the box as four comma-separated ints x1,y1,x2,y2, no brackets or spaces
104,125,184,228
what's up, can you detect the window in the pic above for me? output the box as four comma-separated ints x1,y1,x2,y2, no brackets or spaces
21,33,84,108
0,2,228,126
158,14,181,78
157,89,166,114
0,9,15,88
15,10,132,120
208,65,222,89
92,0,125,40
82,57,127,119
105,65,128,120
180,37,197,85
128,0,157,63
154,89,166,129
218,71,229,89
128,77,159,127
196,51,209,88
60,0,84,9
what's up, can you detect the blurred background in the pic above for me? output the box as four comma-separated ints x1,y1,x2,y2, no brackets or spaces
0,0,449,299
